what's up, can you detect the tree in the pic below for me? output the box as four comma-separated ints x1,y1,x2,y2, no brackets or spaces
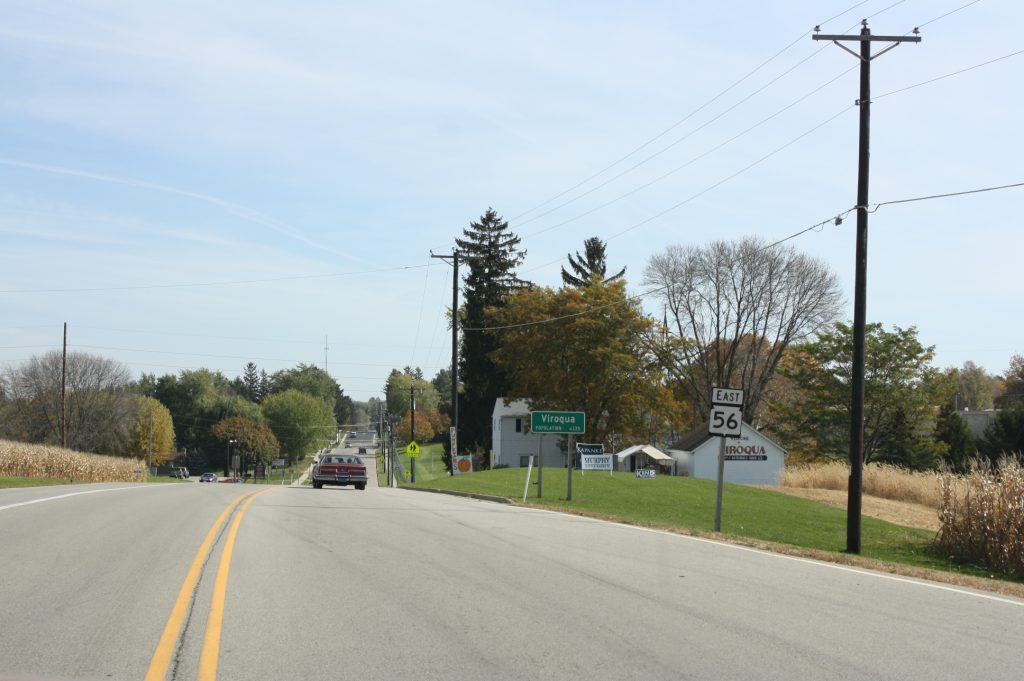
268,363,352,424
773,323,943,469
952,361,996,411
121,395,175,464
384,369,439,420
995,355,1024,409
241,362,262,403
431,368,453,417
644,237,842,422
979,400,1024,462
489,281,685,446
561,236,626,288
455,207,528,459
0,351,134,455
150,369,260,455
934,400,976,473
210,416,280,471
261,389,336,464
396,408,446,442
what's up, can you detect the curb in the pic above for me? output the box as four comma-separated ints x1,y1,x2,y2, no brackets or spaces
398,485,513,505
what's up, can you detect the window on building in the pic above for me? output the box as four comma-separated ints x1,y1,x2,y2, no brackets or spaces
515,418,522,433
519,455,532,467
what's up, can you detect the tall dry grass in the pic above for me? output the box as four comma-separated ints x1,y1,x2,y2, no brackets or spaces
782,461,942,509
0,439,146,483
936,459,1024,578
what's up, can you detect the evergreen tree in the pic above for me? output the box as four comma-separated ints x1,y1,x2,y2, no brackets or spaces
242,362,261,402
454,208,528,462
980,400,1024,462
934,400,976,473
561,236,626,288
258,370,271,402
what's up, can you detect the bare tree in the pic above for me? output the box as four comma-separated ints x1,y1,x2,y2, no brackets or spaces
643,236,842,422
1,351,134,454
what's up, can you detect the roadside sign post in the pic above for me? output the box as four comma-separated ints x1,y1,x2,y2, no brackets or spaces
537,434,543,498
522,456,534,502
709,388,744,532
567,434,575,501
530,411,585,502
407,440,420,484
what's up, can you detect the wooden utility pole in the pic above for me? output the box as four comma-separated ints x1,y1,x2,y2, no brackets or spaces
61,322,68,449
813,21,921,554
430,249,461,476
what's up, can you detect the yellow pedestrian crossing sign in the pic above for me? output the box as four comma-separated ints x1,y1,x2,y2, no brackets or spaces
406,441,420,458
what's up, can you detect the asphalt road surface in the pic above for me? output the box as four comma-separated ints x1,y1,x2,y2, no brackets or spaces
2,478,1022,681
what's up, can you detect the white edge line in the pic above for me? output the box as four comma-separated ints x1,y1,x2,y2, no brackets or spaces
0,484,162,512
479,497,1024,608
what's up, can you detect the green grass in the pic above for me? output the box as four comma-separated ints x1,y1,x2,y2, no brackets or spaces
0,476,75,489
398,442,447,484
404,467,1010,580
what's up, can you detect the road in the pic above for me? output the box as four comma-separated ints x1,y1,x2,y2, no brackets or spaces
2,468,1022,681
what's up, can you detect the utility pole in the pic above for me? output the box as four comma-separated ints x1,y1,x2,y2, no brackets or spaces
813,21,921,554
409,386,418,483
148,409,154,473
430,249,461,476
61,322,68,449
324,335,329,372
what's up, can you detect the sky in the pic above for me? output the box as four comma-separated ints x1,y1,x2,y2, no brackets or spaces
1,0,1021,407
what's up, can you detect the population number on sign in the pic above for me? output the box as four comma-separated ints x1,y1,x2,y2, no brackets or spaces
708,405,742,437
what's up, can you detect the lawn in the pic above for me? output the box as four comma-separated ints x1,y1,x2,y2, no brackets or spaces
404,467,1006,579
397,442,447,484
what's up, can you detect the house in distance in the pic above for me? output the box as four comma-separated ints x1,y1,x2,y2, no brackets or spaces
667,422,787,485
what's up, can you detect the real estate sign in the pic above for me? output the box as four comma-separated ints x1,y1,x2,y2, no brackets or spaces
530,411,585,434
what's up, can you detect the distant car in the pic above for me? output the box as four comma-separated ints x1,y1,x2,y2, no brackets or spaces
200,472,217,483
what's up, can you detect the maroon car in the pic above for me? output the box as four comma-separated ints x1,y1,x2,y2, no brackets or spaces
312,454,368,490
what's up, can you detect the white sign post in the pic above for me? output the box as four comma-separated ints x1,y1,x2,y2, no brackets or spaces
710,388,744,532
522,456,534,502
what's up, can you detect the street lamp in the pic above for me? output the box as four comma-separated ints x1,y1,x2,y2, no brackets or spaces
227,439,237,479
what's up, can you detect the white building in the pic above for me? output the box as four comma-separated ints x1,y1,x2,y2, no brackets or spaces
667,422,787,485
491,398,565,468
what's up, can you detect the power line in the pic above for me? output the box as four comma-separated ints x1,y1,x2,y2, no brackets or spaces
875,47,1024,100
914,0,982,30
522,70,858,240
66,343,445,369
517,49,854,232
507,0,874,223
868,181,1024,211
469,176,1024,333
0,263,430,295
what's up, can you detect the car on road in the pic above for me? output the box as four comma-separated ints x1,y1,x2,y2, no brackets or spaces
199,472,218,483
311,454,367,490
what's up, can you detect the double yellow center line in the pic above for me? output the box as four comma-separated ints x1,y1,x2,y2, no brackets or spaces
145,487,274,681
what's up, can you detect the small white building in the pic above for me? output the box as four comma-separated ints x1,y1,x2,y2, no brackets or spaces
614,444,675,474
491,398,565,468
667,422,787,485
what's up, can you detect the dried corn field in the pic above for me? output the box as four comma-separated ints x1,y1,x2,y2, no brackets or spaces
937,460,1024,578
782,461,942,509
0,439,145,483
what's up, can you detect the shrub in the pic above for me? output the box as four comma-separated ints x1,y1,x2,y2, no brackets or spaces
936,459,1024,578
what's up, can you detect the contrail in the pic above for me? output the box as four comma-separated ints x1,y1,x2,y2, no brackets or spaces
0,158,362,262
